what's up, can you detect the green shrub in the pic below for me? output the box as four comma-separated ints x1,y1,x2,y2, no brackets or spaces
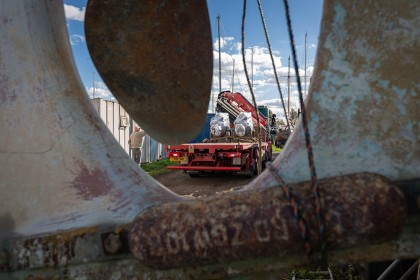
272,144,282,153
140,159,178,177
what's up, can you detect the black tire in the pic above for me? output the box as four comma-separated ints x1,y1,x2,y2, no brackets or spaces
253,158,258,175
188,173,199,178
245,149,258,177
245,165,254,178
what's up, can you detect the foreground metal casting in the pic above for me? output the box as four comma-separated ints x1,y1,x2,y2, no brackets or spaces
0,0,419,278
246,0,420,188
129,173,406,268
0,1,183,240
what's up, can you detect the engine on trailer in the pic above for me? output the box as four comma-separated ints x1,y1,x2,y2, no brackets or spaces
234,112,254,137
210,112,230,137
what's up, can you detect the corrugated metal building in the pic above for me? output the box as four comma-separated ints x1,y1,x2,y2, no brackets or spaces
91,98,167,163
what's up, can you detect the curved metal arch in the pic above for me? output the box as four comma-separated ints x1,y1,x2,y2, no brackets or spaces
248,0,420,189
0,1,183,239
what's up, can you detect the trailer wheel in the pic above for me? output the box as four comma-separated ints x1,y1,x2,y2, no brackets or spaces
246,149,257,177
245,163,255,178
267,149,273,161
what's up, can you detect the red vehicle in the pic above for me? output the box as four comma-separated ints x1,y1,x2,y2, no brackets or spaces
167,91,273,177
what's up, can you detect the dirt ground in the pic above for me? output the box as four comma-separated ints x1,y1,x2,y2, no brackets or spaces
154,171,253,198
154,152,279,198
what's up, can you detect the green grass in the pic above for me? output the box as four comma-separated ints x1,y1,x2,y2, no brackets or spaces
140,159,178,177
272,144,282,153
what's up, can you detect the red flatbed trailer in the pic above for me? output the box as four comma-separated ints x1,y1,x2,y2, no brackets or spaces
167,91,274,177
167,140,271,177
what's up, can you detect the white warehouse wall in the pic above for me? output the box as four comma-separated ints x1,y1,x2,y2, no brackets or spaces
91,98,167,163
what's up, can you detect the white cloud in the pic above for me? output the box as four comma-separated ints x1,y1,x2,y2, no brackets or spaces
212,44,288,96
69,34,85,45
86,81,115,100
210,35,316,119
64,4,85,22
213,36,235,50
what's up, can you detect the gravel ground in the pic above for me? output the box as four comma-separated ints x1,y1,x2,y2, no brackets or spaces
154,171,253,198
154,152,279,198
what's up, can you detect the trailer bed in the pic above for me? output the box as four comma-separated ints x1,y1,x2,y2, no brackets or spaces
168,142,259,153
167,141,271,175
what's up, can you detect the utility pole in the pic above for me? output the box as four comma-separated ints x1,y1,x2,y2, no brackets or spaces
211,80,215,113
231,59,235,93
217,14,221,94
92,71,96,98
304,32,307,96
251,48,254,91
287,55,290,118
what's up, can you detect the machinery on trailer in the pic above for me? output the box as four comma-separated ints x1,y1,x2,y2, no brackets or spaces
167,91,274,177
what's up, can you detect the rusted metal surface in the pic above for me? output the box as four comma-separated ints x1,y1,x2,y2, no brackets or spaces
1,225,292,278
1,255,296,280
247,0,420,190
129,173,406,268
85,0,213,145
0,0,183,240
1,177,417,279
2,215,419,279
3,227,108,272
0,225,295,279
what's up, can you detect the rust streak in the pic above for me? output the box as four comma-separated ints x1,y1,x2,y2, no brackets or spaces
70,161,113,200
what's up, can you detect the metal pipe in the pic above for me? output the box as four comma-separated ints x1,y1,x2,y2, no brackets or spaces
399,260,419,280
287,55,290,117
378,259,401,280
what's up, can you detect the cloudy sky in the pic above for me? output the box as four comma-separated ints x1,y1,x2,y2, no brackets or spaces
64,0,322,119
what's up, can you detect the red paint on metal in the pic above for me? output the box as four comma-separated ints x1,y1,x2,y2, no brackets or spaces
170,142,258,153
218,91,268,129
70,161,113,200
167,166,241,171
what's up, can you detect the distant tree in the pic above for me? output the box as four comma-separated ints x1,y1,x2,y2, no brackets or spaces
277,118,286,127
289,108,299,127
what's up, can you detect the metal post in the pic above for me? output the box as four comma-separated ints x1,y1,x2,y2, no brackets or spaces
251,48,254,91
378,259,401,280
287,55,290,118
417,258,420,280
231,58,235,93
304,32,307,96
399,259,419,280
217,14,221,94
92,71,96,98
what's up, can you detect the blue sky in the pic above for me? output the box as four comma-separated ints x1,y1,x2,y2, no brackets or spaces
64,0,322,118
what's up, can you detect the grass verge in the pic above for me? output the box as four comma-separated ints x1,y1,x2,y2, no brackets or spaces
272,144,282,153
141,159,178,177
